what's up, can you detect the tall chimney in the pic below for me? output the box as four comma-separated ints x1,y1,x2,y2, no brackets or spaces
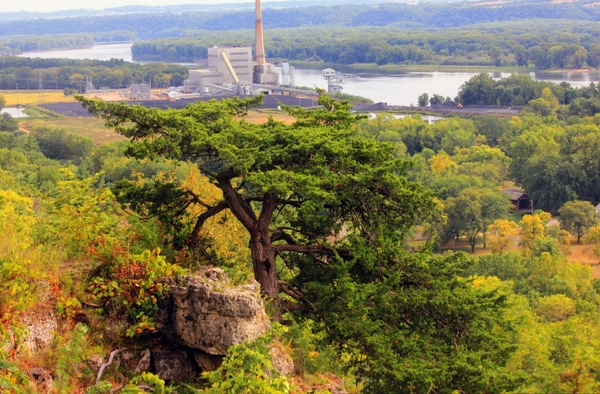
255,0,266,65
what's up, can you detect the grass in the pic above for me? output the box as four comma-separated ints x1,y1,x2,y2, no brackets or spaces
444,232,600,278
1,90,76,106
20,118,126,145
245,109,296,125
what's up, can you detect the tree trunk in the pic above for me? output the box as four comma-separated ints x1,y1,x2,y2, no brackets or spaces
249,229,279,299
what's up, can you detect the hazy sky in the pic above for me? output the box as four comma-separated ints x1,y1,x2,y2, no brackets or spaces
4,1,255,13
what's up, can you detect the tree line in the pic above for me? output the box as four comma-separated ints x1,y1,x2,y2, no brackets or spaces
0,57,188,90
130,21,600,69
454,73,600,114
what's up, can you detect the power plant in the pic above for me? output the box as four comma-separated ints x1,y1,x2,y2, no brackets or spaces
177,0,314,99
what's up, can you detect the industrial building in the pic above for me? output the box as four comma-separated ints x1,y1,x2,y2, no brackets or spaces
180,0,306,98
183,46,254,94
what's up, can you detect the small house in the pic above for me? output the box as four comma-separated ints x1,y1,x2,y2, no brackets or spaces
503,188,532,211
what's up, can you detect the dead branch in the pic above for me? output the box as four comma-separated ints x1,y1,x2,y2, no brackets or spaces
96,348,127,385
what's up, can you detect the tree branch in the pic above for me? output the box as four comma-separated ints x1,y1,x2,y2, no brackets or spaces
278,280,304,300
274,244,336,255
185,189,216,210
216,168,256,231
96,348,127,385
188,200,229,243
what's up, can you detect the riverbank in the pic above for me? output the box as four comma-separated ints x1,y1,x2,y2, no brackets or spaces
353,102,522,117
289,61,530,74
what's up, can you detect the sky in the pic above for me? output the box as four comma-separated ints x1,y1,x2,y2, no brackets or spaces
3,0,255,13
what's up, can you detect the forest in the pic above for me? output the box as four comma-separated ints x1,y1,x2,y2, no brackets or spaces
2,73,600,392
131,21,600,68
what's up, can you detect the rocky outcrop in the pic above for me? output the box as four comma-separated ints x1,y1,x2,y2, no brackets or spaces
156,267,271,356
22,312,57,355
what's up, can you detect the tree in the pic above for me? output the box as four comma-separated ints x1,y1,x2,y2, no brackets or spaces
79,94,435,316
429,93,444,105
418,92,429,107
520,211,551,256
445,187,510,252
558,200,596,243
0,113,18,132
526,98,553,117
583,224,600,263
488,218,518,255
446,189,483,252
304,248,520,393
0,94,5,110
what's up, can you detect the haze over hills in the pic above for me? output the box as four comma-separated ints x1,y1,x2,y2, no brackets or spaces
1,0,390,20
0,0,596,37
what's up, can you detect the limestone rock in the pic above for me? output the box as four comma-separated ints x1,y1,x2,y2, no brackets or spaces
152,348,191,383
22,312,57,355
156,267,271,355
270,341,294,376
29,367,53,393
87,354,104,373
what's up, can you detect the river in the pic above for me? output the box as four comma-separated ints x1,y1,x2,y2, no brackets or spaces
20,43,600,106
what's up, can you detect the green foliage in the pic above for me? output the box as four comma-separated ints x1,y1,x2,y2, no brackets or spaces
558,200,597,243
0,353,31,393
417,92,429,107
526,98,554,117
55,323,90,394
535,294,577,322
301,245,520,393
0,113,18,132
284,320,336,376
202,325,291,394
121,372,172,394
31,125,93,164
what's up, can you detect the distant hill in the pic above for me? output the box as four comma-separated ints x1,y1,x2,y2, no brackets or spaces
1,0,597,36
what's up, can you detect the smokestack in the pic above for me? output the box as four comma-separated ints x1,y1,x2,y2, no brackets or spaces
255,0,266,65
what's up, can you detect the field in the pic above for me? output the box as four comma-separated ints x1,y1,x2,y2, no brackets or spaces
2,88,296,145
1,89,76,106
447,235,600,278
19,117,126,145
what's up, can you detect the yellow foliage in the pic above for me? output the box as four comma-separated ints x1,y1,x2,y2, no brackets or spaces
489,219,518,255
583,224,600,263
540,87,560,109
181,167,250,270
520,212,549,256
428,153,457,178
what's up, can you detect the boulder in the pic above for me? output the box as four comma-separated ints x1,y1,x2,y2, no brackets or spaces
156,267,271,355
